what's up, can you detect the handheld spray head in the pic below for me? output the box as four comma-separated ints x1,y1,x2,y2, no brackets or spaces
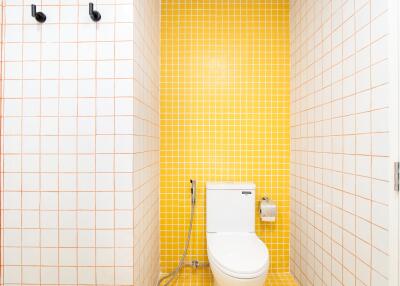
190,179,197,205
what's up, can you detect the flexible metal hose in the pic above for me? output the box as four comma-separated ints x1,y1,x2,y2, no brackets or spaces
157,181,196,286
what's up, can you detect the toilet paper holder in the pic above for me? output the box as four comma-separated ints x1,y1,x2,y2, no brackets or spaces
259,197,276,222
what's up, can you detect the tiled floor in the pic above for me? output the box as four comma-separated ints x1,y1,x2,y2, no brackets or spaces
160,271,298,286
265,273,298,286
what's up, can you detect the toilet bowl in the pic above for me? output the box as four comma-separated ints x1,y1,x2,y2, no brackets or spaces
206,182,269,286
207,232,269,286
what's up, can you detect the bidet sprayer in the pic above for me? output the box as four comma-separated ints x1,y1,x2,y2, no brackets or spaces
190,179,197,205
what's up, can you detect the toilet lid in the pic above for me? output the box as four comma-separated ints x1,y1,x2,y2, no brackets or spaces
207,232,269,278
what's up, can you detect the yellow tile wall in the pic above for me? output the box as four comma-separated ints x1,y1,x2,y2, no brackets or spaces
160,0,290,276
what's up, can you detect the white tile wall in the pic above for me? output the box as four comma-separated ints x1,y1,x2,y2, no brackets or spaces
290,0,390,285
0,1,160,285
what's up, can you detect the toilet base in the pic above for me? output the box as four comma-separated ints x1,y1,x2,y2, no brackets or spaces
213,280,221,286
210,261,268,286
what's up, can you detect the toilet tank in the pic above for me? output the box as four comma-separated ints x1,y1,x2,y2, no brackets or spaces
206,182,256,233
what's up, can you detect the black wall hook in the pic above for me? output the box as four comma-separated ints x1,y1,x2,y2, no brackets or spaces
31,4,46,23
89,3,101,22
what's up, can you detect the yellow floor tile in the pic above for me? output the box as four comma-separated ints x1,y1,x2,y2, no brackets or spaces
265,273,298,286
159,269,298,286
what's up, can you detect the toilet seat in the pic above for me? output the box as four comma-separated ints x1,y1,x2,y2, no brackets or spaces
207,232,269,279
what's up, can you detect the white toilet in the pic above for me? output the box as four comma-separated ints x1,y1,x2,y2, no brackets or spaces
206,182,269,286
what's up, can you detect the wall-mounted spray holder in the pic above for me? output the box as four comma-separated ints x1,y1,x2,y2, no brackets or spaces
31,4,46,23
89,3,101,22
190,179,197,205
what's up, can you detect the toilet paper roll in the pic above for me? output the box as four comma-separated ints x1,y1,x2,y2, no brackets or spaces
260,198,276,222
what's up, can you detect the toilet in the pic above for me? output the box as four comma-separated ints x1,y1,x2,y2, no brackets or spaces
206,182,269,286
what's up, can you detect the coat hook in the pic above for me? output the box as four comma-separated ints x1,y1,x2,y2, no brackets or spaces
89,3,101,22
31,4,46,23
